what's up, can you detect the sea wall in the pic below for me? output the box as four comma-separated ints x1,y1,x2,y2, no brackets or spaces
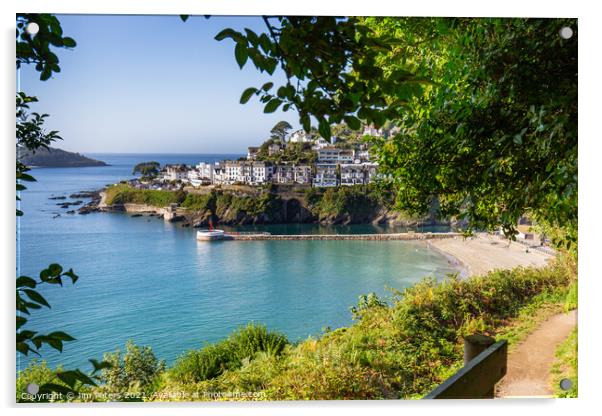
225,232,463,241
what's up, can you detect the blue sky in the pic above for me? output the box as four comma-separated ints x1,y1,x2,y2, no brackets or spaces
19,15,300,154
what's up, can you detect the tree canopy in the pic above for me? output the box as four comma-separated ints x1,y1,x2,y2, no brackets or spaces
270,120,293,142
132,161,160,177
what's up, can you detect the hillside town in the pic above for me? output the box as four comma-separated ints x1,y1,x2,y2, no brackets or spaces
148,123,394,189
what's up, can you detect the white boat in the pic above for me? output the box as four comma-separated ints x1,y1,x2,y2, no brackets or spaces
196,229,225,241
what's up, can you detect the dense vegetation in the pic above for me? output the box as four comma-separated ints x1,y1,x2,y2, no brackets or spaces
132,161,160,178
305,186,382,222
17,256,576,401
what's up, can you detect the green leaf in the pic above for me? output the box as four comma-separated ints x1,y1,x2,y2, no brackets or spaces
48,263,63,276
319,119,331,140
48,331,76,341
24,289,50,308
261,82,274,91
300,113,311,132
17,316,27,330
16,342,31,356
234,43,248,69
344,116,361,130
16,276,36,288
63,268,79,284
214,28,236,41
240,87,258,104
263,99,282,113
62,37,76,48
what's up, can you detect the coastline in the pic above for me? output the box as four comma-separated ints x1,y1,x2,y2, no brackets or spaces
428,233,554,277
424,240,470,279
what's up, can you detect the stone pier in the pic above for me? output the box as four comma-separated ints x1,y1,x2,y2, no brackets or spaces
223,232,463,241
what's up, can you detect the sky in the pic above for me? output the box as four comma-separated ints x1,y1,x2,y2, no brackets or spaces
19,15,301,154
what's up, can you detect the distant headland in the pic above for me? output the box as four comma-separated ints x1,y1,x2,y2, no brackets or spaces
18,146,108,168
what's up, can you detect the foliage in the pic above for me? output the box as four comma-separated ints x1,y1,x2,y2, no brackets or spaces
99,340,165,395
350,292,388,320
305,186,381,221
154,259,573,400
564,280,578,312
551,327,578,398
17,264,79,356
104,184,179,207
16,13,76,80
132,161,160,178
16,15,111,399
256,140,315,164
181,192,217,212
169,324,289,384
16,92,62,216
214,190,282,219
364,18,577,240
16,360,66,402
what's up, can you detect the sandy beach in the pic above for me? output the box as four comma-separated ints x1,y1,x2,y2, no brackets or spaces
428,233,554,277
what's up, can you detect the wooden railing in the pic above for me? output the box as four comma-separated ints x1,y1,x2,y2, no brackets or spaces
424,335,508,399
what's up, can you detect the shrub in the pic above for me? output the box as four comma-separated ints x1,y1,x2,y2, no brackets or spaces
181,192,216,212
169,324,289,384
99,340,165,394
16,360,65,402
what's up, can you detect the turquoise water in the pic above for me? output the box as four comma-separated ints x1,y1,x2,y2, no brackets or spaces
17,154,458,371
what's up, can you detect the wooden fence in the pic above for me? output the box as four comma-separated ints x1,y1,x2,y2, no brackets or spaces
424,335,508,399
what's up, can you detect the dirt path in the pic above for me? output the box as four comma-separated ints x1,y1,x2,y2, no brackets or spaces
496,310,577,398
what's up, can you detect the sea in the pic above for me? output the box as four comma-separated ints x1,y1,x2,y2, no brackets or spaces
17,153,459,371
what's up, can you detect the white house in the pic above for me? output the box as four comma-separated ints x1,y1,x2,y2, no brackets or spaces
251,161,274,185
314,163,338,187
293,165,312,185
362,124,384,137
188,162,220,186
312,137,330,150
340,162,380,186
162,164,189,182
274,164,295,184
340,164,365,186
289,129,312,143
213,166,227,185
317,147,354,164
247,146,259,160
223,161,273,185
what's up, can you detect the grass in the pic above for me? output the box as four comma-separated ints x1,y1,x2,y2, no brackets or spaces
104,184,179,207
551,327,578,398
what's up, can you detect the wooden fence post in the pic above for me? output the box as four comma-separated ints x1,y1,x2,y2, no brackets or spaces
464,335,496,398
464,335,496,364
